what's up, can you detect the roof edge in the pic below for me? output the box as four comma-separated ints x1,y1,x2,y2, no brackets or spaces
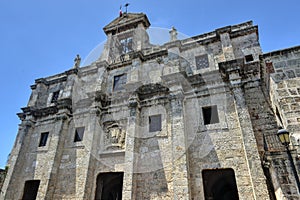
263,45,300,58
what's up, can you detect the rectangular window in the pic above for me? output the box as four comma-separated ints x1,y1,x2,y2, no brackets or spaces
202,105,219,125
38,132,49,147
120,37,133,54
51,91,60,103
21,180,40,200
245,54,254,62
149,115,162,132
113,74,127,91
195,54,209,69
74,127,85,142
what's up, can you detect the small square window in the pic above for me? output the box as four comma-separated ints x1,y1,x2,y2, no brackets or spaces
113,74,127,91
202,105,219,125
245,54,254,62
149,115,162,132
74,127,85,142
195,54,209,69
39,132,49,147
51,91,60,103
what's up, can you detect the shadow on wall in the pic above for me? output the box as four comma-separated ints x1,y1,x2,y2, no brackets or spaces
188,130,221,198
133,135,169,199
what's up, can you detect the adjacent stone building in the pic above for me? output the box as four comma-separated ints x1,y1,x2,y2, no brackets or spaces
1,12,300,200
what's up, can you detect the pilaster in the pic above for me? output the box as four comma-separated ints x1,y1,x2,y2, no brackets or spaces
1,119,35,200
79,107,101,200
43,112,70,200
122,93,140,200
219,60,270,199
169,89,191,200
217,27,235,61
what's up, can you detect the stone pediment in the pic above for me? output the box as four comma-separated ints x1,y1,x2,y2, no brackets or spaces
103,13,150,35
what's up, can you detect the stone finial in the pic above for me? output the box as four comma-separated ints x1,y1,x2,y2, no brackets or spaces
169,26,178,42
73,54,81,68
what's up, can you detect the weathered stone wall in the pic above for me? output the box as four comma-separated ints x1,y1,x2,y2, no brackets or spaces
3,13,300,200
263,47,300,142
265,151,300,200
260,46,300,199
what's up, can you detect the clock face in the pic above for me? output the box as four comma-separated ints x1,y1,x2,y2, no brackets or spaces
196,54,209,69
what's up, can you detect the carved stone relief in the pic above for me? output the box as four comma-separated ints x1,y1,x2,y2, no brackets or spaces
104,122,126,151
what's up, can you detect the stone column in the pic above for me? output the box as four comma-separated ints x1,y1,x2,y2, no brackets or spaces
122,94,140,200
169,90,190,200
79,107,100,200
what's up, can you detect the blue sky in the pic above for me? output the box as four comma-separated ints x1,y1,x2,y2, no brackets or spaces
0,0,299,168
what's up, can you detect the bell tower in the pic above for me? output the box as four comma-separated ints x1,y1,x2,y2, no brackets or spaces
100,13,151,63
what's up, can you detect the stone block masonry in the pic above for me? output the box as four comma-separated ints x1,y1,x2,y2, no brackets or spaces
1,12,300,200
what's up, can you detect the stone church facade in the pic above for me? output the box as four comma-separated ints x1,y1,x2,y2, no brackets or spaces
1,13,300,200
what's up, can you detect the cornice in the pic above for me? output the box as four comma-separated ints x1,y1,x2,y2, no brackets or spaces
107,49,167,70
18,98,72,119
262,45,300,58
180,23,258,52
